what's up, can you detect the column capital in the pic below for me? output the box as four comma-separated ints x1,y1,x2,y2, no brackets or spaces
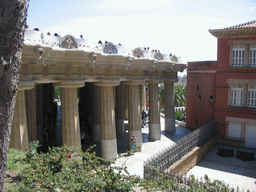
147,80,163,84
94,80,120,86
164,79,178,83
123,80,146,85
18,81,35,90
53,80,85,88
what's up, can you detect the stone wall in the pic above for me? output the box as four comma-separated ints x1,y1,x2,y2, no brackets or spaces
166,135,217,175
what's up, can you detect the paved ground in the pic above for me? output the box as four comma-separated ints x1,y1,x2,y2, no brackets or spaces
114,117,191,178
187,145,256,191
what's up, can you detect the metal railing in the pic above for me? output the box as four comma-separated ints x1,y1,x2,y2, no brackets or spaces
144,120,216,179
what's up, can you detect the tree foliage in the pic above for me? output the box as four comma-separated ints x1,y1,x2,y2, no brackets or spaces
159,83,187,107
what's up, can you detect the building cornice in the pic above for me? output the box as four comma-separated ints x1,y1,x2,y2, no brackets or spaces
209,28,256,38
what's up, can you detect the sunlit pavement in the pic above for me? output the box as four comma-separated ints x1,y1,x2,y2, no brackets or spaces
187,145,256,191
114,117,192,178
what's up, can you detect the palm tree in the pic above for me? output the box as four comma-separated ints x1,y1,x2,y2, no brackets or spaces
158,83,187,107
174,83,187,107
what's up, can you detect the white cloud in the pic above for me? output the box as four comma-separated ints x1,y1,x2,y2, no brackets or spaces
94,0,175,11
250,6,256,11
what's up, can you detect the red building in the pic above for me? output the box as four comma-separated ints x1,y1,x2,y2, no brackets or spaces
187,21,256,148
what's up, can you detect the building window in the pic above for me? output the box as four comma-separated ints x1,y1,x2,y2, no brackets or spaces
228,122,242,139
230,84,244,106
232,46,245,67
247,84,256,108
249,45,256,67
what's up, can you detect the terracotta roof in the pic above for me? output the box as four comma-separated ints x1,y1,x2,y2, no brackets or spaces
220,20,256,30
209,20,256,38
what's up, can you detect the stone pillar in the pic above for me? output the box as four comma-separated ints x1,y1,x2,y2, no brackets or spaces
25,88,37,143
149,82,161,141
128,84,142,149
140,84,146,113
124,85,129,120
55,81,85,149
36,84,44,143
115,83,125,135
92,85,101,142
10,81,34,151
165,81,175,132
95,81,119,160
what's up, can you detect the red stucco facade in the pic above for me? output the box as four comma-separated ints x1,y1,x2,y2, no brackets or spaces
186,21,256,148
186,61,216,130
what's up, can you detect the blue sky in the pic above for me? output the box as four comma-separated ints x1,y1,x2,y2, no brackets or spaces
27,0,256,65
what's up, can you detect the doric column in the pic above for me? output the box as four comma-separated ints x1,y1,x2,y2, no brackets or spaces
149,82,161,141
128,83,142,149
164,81,175,132
115,83,125,135
55,81,85,149
36,84,44,143
140,84,146,113
94,80,119,160
92,85,101,142
124,85,129,120
10,81,34,151
25,88,37,143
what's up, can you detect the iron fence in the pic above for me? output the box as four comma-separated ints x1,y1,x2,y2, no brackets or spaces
144,120,216,179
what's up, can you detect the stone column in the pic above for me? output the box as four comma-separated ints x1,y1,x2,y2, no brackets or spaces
95,81,119,160
36,84,44,143
25,88,37,143
140,84,146,113
128,84,142,149
92,85,101,142
10,81,34,151
115,83,125,135
149,82,161,141
55,81,85,149
164,81,175,132
124,85,129,120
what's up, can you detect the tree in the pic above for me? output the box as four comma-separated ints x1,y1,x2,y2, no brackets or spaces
0,0,29,190
170,55,179,62
159,83,187,108
174,83,187,107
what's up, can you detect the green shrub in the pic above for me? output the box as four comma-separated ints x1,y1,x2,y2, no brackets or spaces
9,141,233,191
14,141,140,191
175,111,186,122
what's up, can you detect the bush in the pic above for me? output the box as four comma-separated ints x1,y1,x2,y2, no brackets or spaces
175,111,186,122
9,141,233,191
14,141,140,191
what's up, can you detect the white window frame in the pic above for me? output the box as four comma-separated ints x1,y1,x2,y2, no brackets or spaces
247,84,256,108
249,45,256,67
232,46,245,67
230,84,244,107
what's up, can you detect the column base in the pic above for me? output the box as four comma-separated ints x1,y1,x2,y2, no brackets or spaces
165,118,176,133
101,138,118,160
149,123,161,141
116,119,125,135
129,130,142,150
92,125,101,142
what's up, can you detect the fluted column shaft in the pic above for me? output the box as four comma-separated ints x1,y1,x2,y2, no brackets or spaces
128,84,142,148
165,82,175,132
92,85,101,142
140,84,146,113
95,83,118,160
149,83,161,140
26,88,37,142
61,88,81,148
10,90,29,151
116,83,125,135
